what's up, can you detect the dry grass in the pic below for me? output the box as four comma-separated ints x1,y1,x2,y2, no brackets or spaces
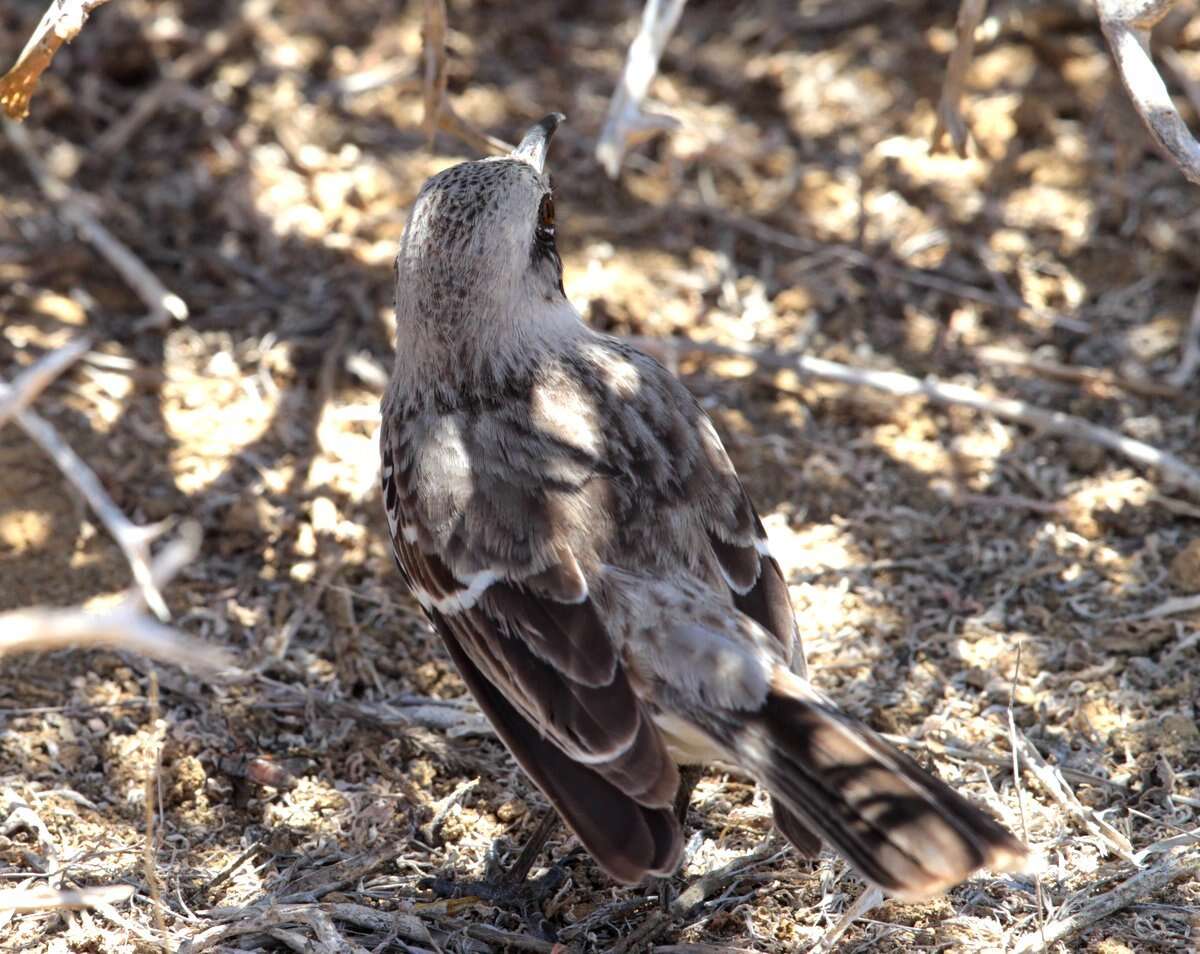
1,0,1199,950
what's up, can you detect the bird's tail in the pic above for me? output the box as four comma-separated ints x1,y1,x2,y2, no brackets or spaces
702,668,1031,901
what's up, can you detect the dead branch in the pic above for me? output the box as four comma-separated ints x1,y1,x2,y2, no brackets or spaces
1166,283,1200,388
3,118,189,327
976,345,1186,401
811,886,884,953
1010,725,1135,862
93,23,249,158
1010,847,1200,953
0,884,135,913
0,523,230,674
7,410,172,617
420,0,512,156
0,0,114,119
630,336,1200,498
931,0,989,157
596,0,687,178
1096,0,1200,185
609,840,787,953
0,335,91,430
0,338,182,617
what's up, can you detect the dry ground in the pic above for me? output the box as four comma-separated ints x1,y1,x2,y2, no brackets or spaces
1,0,1199,950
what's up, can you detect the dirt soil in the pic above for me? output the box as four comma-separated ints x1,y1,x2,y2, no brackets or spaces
1,0,1199,951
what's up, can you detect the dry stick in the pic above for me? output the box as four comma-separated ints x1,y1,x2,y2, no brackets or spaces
0,524,231,673
931,0,988,157
637,336,1200,498
1009,727,1135,863
0,336,92,429
1096,0,1200,186
0,884,135,913
608,841,784,954
1009,848,1200,953
976,345,1185,401
142,673,168,949
682,202,1090,333
595,0,687,178
1006,644,1047,952
421,0,448,147
0,0,114,119
419,0,510,156
93,24,249,158
812,885,884,954
3,119,189,327
1166,281,1200,389
10,401,173,618
0,337,176,616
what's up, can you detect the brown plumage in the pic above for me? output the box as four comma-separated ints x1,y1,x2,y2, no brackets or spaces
380,113,1030,898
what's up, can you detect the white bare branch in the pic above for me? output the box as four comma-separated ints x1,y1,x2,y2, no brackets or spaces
1096,0,1200,185
596,0,687,178
0,522,231,673
931,0,989,157
3,118,189,327
630,336,1200,498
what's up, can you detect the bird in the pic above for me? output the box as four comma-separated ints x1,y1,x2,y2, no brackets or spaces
379,112,1030,901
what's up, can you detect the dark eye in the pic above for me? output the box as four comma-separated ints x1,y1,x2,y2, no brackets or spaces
536,194,555,244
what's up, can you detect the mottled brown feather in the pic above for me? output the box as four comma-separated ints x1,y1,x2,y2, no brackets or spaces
437,614,682,883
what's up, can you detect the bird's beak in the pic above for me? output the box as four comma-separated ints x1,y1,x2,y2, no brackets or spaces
512,112,566,174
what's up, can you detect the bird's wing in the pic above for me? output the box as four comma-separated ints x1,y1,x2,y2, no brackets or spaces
589,339,803,672
380,404,681,883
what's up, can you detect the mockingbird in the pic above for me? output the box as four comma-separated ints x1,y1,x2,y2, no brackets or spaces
380,113,1029,900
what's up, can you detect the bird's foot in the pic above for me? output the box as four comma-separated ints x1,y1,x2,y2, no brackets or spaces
418,808,566,938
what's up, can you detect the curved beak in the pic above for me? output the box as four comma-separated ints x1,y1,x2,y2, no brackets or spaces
512,112,566,173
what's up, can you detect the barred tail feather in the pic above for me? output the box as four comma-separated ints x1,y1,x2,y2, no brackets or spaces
716,669,1030,901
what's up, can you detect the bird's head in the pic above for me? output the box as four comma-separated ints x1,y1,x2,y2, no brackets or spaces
396,114,568,333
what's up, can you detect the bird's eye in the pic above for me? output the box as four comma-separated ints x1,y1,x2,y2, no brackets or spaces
536,194,555,244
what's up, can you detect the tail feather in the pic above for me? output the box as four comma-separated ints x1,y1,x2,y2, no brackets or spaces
711,669,1029,901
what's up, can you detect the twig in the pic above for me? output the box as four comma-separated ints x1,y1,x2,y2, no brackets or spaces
609,841,785,954
463,924,567,953
931,0,988,157
419,0,511,156
977,345,1186,401
194,841,262,902
0,523,231,673
6,398,173,618
93,23,250,158
679,201,1091,333
0,883,134,912
1096,0,1200,186
879,733,1129,794
1009,725,1134,862
1116,592,1200,622
595,0,686,178
1,338,174,617
421,0,448,148
1166,283,1200,389
1009,848,1200,953
631,336,1200,498
0,0,114,119
420,778,479,846
3,118,189,327
0,336,92,430
811,885,883,953
142,673,168,946
1007,644,1046,952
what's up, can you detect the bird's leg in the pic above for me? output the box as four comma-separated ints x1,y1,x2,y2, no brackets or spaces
493,805,561,887
674,764,704,827
420,806,566,934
